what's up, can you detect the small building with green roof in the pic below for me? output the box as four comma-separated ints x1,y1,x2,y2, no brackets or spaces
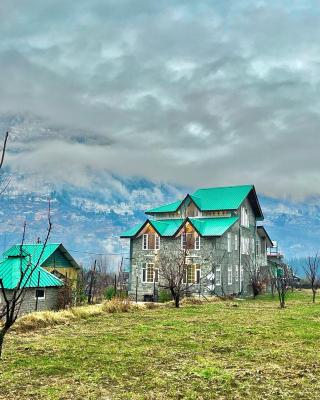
120,184,273,301
0,254,64,316
0,243,80,316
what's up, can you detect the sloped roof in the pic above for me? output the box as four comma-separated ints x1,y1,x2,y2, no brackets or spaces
189,217,239,236
120,217,238,238
120,219,184,238
145,184,263,219
0,256,63,290
190,185,253,210
145,200,182,214
257,226,273,248
3,243,80,270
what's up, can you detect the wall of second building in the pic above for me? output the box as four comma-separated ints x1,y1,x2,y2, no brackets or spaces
0,287,60,317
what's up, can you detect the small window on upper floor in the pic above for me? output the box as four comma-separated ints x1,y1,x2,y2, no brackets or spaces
142,233,160,250
181,233,200,250
227,233,231,253
241,207,249,228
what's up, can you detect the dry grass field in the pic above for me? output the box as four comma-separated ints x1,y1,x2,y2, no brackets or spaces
0,291,319,400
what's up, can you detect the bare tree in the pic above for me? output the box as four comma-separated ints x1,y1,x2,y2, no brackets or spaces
275,264,290,309
304,254,320,303
0,209,52,358
242,254,263,298
155,246,190,308
0,132,53,358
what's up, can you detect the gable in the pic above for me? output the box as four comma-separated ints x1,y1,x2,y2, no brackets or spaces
41,248,75,269
3,243,80,270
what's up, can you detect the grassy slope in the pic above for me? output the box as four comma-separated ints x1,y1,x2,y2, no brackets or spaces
1,291,320,400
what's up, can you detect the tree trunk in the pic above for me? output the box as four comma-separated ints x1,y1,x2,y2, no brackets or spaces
0,329,7,359
174,294,180,308
312,289,316,303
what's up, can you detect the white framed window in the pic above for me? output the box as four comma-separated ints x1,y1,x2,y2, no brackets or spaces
142,263,158,283
235,265,239,282
251,238,255,254
235,234,238,251
241,237,250,255
227,233,231,253
240,265,244,282
181,233,187,250
35,289,45,300
215,266,221,286
186,264,201,284
195,235,201,250
142,234,148,250
228,265,233,285
155,234,160,250
181,232,199,250
241,207,249,228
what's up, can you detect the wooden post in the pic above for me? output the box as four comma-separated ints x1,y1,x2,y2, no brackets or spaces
35,270,41,311
135,274,138,303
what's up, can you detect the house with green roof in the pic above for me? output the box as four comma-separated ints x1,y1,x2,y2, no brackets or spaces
0,243,81,316
0,254,63,316
120,184,273,301
3,243,80,286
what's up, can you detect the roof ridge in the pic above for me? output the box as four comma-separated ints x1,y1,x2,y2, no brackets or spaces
192,184,253,192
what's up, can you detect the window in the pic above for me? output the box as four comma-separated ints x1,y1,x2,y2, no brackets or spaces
235,265,239,282
185,264,201,284
181,233,187,249
227,233,231,253
142,263,158,283
241,207,249,228
228,265,233,285
35,289,45,300
195,235,201,250
256,242,260,255
241,237,250,255
155,234,160,250
235,234,238,251
142,234,148,250
142,233,160,250
251,238,255,254
181,232,199,250
240,265,244,282
215,266,221,285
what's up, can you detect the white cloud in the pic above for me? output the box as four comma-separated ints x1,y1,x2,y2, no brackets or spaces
0,1,320,200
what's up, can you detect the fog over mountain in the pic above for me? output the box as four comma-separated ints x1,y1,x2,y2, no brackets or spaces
1,1,320,266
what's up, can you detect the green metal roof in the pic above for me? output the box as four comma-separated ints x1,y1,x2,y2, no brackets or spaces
191,185,253,211
145,184,263,219
120,217,238,238
189,217,239,236
3,243,80,270
0,256,63,290
145,200,182,214
150,219,184,236
120,223,145,238
120,219,184,238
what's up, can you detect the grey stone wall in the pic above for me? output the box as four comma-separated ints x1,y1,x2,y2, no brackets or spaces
0,287,60,317
128,197,266,301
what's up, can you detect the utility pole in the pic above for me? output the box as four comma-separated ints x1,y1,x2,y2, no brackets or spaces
88,260,96,304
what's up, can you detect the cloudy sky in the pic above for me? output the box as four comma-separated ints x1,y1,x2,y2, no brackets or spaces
0,0,320,261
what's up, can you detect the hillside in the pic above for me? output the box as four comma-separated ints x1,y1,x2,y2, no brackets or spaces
1,292,320,399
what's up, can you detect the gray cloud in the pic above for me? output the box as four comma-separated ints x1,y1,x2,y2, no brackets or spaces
1,0,320,200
